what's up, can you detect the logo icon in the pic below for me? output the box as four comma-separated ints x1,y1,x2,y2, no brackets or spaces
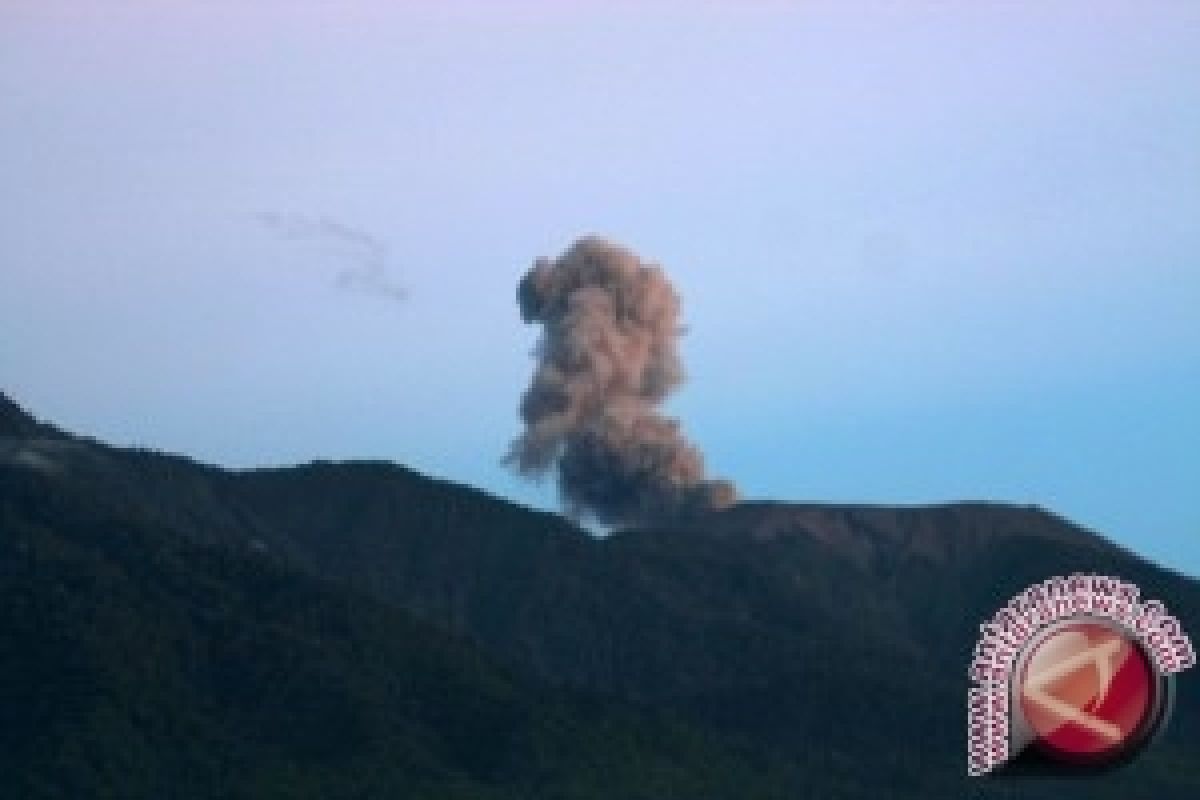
968,574,1194,776
1017,619,1162,765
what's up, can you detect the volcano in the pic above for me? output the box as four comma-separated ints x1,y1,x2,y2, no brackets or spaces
2,391,1196,799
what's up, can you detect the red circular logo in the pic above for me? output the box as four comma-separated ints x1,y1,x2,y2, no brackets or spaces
1017,619,1162,765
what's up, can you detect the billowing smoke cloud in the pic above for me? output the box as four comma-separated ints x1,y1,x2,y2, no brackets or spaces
255,212,407,303
506,236,737,527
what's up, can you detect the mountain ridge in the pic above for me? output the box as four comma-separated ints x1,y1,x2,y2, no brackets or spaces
2,390,1197,798
0,388,1160,574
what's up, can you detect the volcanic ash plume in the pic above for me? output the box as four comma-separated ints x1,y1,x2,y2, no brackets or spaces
505,236,737,527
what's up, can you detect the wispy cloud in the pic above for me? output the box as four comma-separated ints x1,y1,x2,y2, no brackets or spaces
255,212,407,304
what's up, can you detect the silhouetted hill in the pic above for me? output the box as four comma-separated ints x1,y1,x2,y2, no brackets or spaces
0,413,799,799
1,390,1197,798
0,393,64,440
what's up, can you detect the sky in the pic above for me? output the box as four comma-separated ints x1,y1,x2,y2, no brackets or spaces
2,1,1197,575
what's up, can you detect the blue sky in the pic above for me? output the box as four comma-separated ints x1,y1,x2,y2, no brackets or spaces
2,2,1197,575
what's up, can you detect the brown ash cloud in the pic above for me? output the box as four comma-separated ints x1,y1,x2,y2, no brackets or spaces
506,236,736,527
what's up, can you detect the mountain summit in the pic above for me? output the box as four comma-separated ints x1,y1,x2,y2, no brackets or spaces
0,391,50,438
1,395,1196,799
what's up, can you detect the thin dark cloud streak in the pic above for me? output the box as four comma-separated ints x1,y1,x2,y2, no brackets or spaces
255,212,407,304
